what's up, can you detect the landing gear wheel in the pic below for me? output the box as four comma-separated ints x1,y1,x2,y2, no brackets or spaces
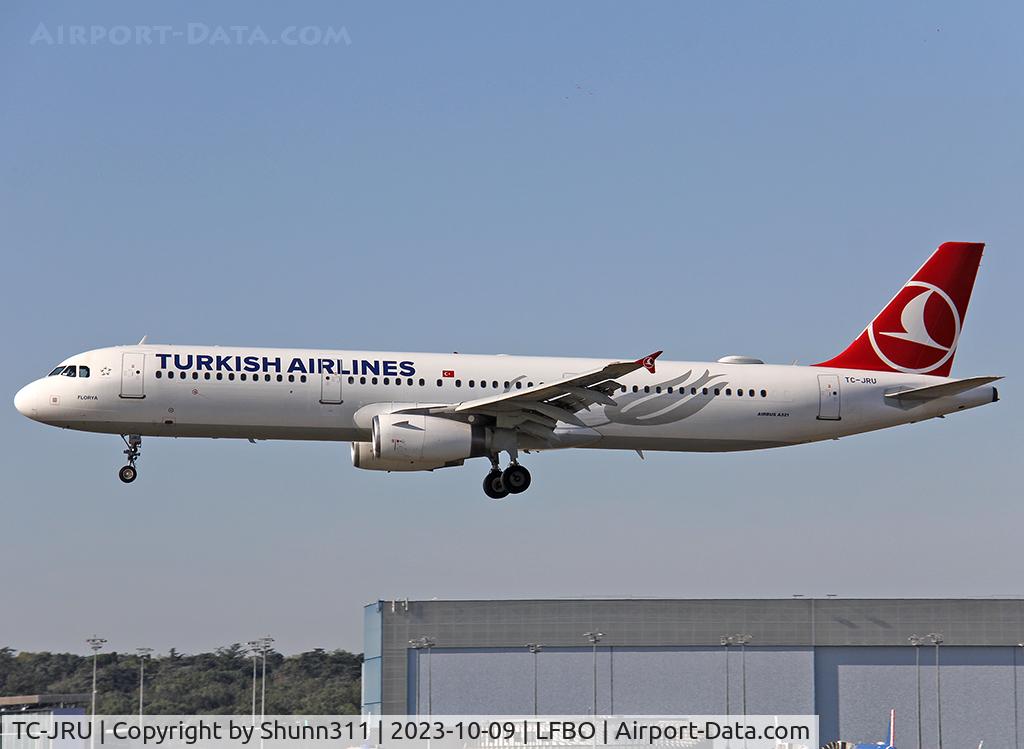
482,469,509,500
502,464,531,494
119,435,142,484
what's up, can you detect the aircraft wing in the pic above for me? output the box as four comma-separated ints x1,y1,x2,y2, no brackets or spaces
398,351,662,436
884,375,1002,403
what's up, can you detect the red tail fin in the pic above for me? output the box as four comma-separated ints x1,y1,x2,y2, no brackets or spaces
814,242,984,376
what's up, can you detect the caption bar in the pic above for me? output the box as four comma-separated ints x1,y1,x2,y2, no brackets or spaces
2,715,817,749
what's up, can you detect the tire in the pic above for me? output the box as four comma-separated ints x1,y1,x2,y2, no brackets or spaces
482,470,509,500
118,465,137,484
502,464,531,494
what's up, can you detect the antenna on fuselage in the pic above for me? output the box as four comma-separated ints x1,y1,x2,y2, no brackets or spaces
138,335,148,345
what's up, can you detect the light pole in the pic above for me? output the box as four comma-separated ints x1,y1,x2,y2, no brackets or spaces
410,637,436,715
734,635,753,716
584,632,604,716
928,633,944,749
721,636,735,715
258,636,274,722
86,636,107,749
909,635,924,749
1014,643,1022,749
136,648,153,722
246,641,260,725
526,644,543,716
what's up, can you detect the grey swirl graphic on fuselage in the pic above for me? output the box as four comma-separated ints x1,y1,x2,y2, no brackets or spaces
590,369,728,427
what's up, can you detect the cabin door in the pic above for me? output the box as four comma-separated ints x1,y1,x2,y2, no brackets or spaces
320,371,343,404
817,374,841,420
120,353,146,399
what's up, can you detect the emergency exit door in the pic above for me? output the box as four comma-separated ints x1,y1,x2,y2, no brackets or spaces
320,371,343,404
817,374,840,420
120,352,146,398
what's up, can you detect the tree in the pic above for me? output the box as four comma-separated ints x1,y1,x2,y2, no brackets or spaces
0,646,363,715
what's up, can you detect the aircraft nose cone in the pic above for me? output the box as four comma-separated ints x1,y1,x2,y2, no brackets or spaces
14,383,38,418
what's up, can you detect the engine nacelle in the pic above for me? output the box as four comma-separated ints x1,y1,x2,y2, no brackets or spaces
373,413,489,463
350,441,459,472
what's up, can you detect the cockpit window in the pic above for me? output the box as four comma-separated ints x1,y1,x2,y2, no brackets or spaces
79,366,90,378
48,366,65,376
61,365,77,377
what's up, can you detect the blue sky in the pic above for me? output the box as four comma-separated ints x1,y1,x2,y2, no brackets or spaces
1,1,1021,656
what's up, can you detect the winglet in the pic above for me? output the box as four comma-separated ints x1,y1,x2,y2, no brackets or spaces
635,350,663,374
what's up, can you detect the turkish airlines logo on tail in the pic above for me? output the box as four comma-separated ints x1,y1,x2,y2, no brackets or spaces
867,281,961,374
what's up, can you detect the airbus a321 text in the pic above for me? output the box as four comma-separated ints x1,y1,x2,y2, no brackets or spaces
14,242,1001,499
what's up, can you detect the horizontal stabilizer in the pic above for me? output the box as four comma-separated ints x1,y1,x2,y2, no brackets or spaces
884,375,1002,402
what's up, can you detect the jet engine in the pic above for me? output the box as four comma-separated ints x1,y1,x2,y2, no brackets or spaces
350,413,490,472
350,441,459,472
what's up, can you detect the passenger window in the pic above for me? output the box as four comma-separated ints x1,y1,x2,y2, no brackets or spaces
180,372,186,379
241,374,247,381
749,389,755,397
492,381,498,389
371,377,378,385
515,382,522,389
469,380,475,388
204,373,211,380
156,371,163,379
691,387,697,395
79,366,90,378
644,386,650,393
436,379,442,387
702,388,708,395
761,389,767,397
383,377,390,385
725,388,731,395
61,366,77,377
504,381,510,390
656,386,662,393
228,373,235,381
408,378,414,386
289,375,296,383
714,388,720,395
360,377,366,385
217,373,223,381
277,375,283,382
633,385,639,393
264,374,271,382
455,379,462,387
192,372,199,380
300,375,307,383
417,378,423,386
348,376,354,384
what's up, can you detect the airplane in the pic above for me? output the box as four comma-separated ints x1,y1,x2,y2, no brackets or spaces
14,242,1000,499
821,708,896,749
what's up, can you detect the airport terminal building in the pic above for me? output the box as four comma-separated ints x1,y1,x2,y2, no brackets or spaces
362,598,1024,747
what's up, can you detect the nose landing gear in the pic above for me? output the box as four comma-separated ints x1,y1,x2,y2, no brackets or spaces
119,434,141,483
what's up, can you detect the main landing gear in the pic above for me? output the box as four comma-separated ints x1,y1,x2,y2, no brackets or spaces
119,434,142,484
482,454,532,500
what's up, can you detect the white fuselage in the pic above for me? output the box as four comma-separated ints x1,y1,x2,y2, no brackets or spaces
13,344,997,453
